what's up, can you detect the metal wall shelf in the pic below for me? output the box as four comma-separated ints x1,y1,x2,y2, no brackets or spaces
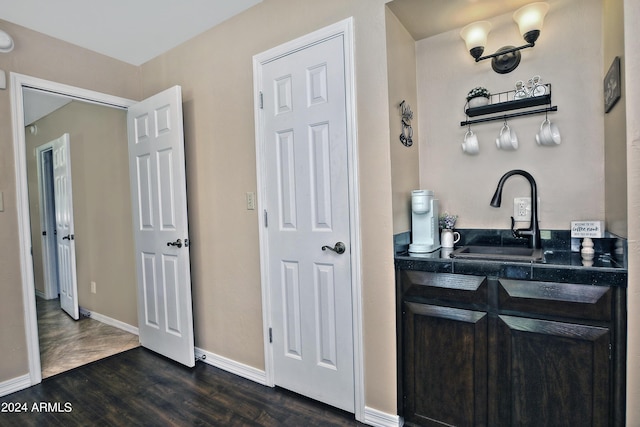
461,83,557,126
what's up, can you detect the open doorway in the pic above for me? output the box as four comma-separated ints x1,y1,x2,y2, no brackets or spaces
24,88,140,378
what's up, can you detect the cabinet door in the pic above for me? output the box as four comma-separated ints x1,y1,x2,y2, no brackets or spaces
494,315,610,427
404,301,487,427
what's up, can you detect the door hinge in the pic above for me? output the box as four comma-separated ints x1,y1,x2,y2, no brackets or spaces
269,327,273,343
259,92,264,109
609,343,613,360
264,210,268,227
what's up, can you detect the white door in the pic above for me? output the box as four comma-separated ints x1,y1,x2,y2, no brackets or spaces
127,86,195,367
52,134,79,320
259,35,354,412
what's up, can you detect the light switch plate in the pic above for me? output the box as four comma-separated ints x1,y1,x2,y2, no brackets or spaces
246,192,256,210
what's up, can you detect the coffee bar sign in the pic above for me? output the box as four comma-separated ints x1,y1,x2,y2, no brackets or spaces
571,221,605,238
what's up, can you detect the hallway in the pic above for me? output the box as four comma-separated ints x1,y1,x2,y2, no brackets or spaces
37,298,139,378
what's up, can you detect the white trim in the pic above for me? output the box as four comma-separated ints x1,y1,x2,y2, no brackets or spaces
363,407,403,427
10,72,136,393
252,17,365,421
0,374,31,398
79,307,139,336
194,347,268,385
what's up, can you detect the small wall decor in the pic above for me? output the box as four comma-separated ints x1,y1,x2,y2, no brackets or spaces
604,56,621,113
399,100,413,147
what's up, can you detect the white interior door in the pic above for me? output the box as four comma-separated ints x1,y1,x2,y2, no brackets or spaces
127,85,195,367
52,134,79,320
259,34,355,412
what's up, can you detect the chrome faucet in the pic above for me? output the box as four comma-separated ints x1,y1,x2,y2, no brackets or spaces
490,169,541,249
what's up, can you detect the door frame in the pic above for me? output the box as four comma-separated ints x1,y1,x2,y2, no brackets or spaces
252,18,364,420
9,72,135,386
35,142,58,300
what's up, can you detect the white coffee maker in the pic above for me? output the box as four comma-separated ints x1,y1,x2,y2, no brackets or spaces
409,190,441,253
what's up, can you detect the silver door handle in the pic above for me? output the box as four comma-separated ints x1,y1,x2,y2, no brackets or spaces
167,239,183,248
322,242,346,254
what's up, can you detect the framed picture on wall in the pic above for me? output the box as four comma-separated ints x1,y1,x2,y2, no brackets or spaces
604,56,621,113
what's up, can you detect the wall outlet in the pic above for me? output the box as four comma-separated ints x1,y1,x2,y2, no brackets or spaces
513,197,531,221
246,192,256,210
91,281,96,294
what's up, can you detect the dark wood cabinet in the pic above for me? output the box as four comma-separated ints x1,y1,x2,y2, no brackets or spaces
398,270,624,427
493,315,611,426
403,302,487,427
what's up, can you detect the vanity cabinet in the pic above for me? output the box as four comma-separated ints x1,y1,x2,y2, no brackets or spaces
398,270,624,427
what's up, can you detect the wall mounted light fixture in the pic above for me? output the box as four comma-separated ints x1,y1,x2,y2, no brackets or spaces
0,29,14,53
460,2,549,74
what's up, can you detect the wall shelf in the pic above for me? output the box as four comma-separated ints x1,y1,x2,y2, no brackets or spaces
461,83,557,127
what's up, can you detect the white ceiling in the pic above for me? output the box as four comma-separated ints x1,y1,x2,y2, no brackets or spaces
23,88,72,125
2,0,536,124
0,0,538,66
387,0,540,41
0,0,263,66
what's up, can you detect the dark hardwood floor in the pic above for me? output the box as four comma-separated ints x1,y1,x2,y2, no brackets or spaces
0,347,363,426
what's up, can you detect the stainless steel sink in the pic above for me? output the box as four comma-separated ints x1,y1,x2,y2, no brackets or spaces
449,245,543,262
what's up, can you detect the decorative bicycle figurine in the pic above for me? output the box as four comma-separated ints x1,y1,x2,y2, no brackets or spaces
514,75,546,99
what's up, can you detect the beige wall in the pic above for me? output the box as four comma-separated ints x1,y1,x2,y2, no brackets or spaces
0,19,139,382
624,0,640,422
25,101,137,326
140,0,397,414
603,0,627,237
386,7,420,234
416,0,605,230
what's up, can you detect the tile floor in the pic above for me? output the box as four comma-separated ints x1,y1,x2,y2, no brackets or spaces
37,297,140,378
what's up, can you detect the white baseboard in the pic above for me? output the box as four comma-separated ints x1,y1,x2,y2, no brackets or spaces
79,306,139,336
363,406,403,427
0,374,31,398
34,289,46,299
194,347,400,427
194,347,267,385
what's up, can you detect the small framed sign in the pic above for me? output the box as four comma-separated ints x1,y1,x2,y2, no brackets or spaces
571,221,605,238
604,56,621,113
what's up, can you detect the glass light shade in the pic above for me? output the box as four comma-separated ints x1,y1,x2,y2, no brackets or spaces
0,30,13,53
460,21,492,51
513,2,549,38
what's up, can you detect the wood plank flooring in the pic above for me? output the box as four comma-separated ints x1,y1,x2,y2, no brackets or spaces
0,348,363,426
37,298,139,378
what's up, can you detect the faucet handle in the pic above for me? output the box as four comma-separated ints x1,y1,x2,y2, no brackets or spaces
510,216,518,238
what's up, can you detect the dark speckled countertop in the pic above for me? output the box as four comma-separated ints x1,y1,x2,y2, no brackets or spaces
394,229,627,287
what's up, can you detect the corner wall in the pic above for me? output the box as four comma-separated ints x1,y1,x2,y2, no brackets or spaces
624,0,640,422
416,0,605,230
387,7,420,234
603,0,627,237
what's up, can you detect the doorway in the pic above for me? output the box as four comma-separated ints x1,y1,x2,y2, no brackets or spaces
35,144,59,300
32,135,140,378
12,74,138,385
12,73,196,388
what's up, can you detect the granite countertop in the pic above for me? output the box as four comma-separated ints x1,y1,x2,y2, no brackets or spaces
394,229,628,287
